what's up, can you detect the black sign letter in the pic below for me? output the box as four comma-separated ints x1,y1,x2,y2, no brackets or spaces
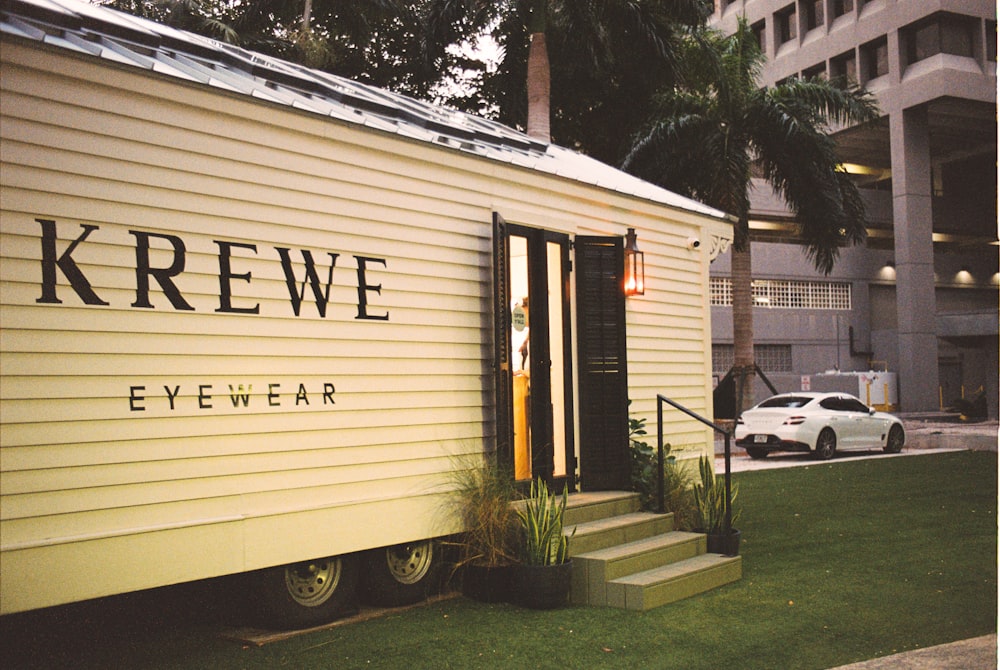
355,256,389,321
129,385,146,411
131,231,194,310
276,248,339,317
216,241,260,314
37,220,109,306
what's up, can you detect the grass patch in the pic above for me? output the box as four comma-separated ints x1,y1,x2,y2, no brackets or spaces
3,452,995,670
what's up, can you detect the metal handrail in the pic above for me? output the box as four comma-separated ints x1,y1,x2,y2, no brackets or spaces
656,395,734,538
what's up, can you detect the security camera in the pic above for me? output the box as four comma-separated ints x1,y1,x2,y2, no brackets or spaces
686,236,701,250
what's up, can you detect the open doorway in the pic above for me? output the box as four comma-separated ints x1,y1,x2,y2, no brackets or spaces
493,214,631,492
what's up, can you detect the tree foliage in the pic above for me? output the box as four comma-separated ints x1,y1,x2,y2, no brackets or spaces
623,19,879,270
99,0,715,164
101,0,239,42
427,0,713,163
99,0,479,99
623,19,879,416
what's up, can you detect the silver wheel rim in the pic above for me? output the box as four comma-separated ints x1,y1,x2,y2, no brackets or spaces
889,426,903,451
817,431,835,458
385,542,434,585
285,558,342,607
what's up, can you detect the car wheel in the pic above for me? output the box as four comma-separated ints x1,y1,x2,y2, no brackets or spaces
362,540,440,606
884,424,904,454
746,447,768,460
814,428,837,460
250,554,360,629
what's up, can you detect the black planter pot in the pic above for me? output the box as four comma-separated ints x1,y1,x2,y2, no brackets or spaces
705,528,742,556
461,563,511,603
510,560,573,610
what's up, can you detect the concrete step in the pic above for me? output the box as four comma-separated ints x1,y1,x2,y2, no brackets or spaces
564,491,641,526
519,489,742,612
567,511,675,556
571,531,706,605
605,553,743,611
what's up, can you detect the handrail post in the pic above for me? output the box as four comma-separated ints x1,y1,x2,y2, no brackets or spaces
724,432,732,536
656,399,665,514
656,394,735,546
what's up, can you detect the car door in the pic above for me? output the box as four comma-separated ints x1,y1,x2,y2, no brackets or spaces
841,396,881,448
818,397,860,448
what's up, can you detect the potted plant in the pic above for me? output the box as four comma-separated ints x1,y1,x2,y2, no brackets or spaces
448,457,520,602
510,478,575,609
693,454,742,556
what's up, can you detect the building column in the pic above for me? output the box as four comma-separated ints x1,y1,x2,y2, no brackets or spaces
890,106,939,411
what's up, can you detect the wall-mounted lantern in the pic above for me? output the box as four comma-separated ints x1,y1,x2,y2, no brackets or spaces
624,227,645,296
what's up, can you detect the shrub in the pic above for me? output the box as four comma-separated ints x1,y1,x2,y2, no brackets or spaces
628,403,698,527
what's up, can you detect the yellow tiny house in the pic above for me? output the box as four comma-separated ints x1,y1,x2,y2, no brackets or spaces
0,0,732,624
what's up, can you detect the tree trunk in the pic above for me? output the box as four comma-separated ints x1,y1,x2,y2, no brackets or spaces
526,31,550,142
301,0,312,32
731,243,756,417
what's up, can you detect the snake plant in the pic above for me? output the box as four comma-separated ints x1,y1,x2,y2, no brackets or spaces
517,478,574,566
693,454,741,533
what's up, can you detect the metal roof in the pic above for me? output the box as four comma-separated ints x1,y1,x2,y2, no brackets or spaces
0,0,730,222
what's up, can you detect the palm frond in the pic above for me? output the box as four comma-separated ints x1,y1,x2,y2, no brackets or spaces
744,76,877,273
771,77,880,129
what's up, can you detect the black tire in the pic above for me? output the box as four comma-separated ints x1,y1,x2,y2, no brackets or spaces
814,428,837,460
746,447,768,460
250,554,360,629
884,424,905,453
362,540,440,606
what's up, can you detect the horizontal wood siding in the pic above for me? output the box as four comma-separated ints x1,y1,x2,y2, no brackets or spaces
0,40,730,613
0,45,495,612
617,227,725,454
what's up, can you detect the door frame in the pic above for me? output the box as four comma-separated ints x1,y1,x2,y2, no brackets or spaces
493,214,576,491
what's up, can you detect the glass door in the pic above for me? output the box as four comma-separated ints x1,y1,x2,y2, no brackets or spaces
506,225,574,488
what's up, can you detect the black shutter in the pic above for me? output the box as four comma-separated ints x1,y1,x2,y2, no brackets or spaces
492,213,514,467
575,236,629,490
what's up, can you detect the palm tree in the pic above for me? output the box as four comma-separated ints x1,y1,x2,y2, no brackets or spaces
524,0,549,141
425,0,711,153
623,19,879,416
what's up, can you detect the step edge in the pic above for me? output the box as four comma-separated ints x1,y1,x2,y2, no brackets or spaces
609,554,742,586
569,512,673,535
622,561,743,611
573,532,704,561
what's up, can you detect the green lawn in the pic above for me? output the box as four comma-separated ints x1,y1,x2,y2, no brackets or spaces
3,451,996,670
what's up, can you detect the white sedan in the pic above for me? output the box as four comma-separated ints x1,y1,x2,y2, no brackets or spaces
734,392,905,460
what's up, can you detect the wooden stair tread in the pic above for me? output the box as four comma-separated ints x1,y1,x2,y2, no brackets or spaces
565,491,640,508
569,512,668,536
554,490,743,610
574,531,702,561
610,553,741,586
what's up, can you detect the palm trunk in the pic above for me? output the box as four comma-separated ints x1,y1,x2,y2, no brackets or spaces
301,0,312,32
731,243,755,417
526,31,550,142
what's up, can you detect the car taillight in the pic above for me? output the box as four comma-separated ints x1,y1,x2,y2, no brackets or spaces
783,416,806,425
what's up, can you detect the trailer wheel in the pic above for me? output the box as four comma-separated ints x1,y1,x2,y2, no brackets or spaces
362,540,439,606
252,554,360,629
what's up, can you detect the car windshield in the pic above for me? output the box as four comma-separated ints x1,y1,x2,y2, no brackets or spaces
758,396,813,409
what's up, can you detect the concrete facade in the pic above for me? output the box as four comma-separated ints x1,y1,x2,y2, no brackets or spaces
709,0,998,417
